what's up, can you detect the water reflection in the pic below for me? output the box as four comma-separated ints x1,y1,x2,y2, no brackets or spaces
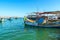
24,25,60,40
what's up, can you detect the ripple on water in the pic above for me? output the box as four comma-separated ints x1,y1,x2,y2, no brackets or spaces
0,18,60,40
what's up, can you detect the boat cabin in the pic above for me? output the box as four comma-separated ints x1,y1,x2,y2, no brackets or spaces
36,12,60,20
27,11,60,21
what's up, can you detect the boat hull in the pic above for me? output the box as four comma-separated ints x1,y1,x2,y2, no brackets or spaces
24,21,60,28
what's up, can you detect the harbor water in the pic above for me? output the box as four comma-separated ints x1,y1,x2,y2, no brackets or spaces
0,18,60,40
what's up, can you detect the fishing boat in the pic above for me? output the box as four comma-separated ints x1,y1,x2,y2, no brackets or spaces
24,11,60,27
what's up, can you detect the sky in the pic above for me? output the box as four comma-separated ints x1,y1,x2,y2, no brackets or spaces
0,0,60,17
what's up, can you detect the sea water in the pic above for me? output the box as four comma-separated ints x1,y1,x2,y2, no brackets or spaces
0,18,60,40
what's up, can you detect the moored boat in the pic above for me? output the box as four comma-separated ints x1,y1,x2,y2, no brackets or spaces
24,11,60,27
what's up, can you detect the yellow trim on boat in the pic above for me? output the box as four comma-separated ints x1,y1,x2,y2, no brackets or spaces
27,19,35,22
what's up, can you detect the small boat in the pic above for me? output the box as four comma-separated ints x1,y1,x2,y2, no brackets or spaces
24,11,60,27
0,18,5,23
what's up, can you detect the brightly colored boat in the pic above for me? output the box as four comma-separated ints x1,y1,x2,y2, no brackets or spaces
24,11,60,27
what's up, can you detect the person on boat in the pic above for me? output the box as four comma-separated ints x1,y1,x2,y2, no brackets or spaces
42,17,48,24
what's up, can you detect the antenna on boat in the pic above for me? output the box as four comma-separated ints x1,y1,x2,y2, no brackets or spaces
36,6,39,12
36,0,39,14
